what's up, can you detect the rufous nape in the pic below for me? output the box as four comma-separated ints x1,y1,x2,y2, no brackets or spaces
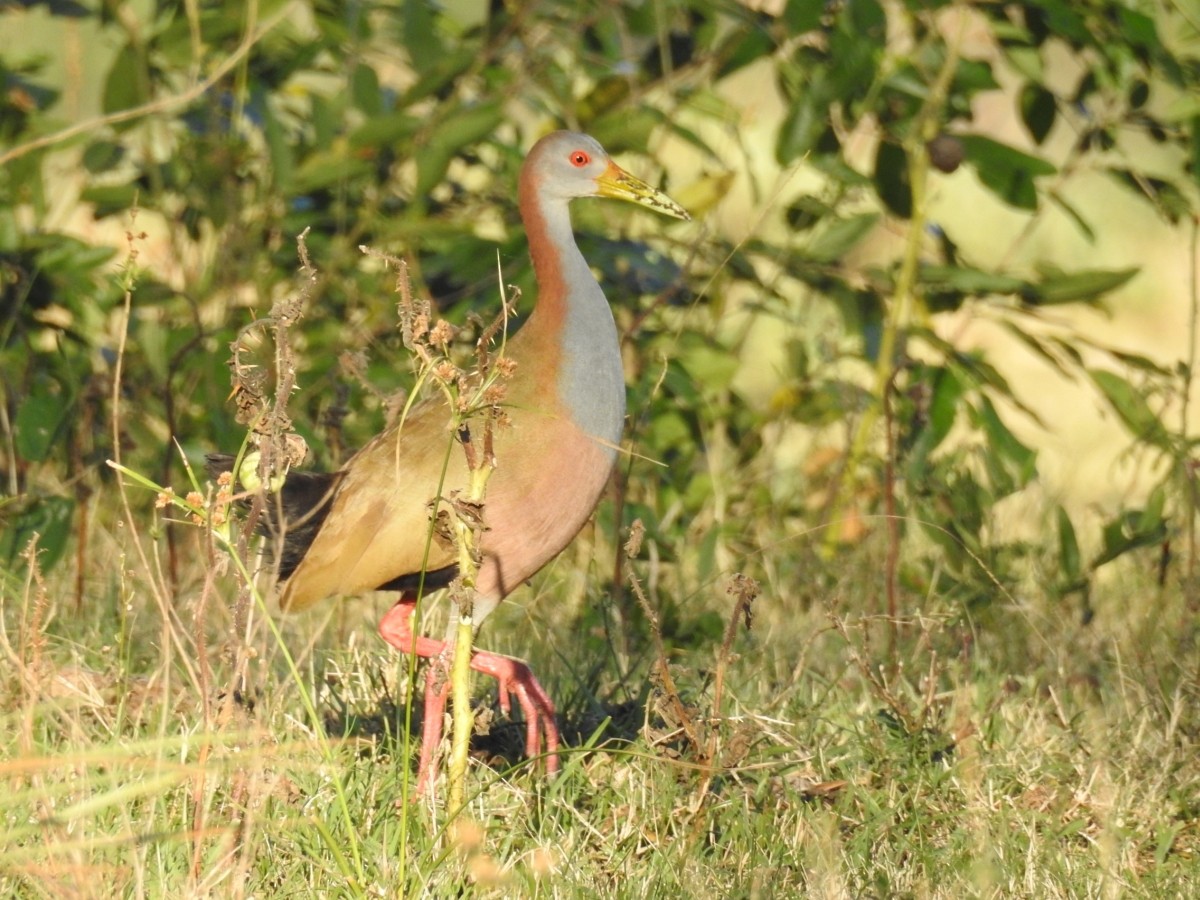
209,130,689,793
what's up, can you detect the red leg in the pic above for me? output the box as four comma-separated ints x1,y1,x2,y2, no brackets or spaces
377,596,560,793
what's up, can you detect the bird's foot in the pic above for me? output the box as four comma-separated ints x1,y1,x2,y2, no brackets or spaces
469,649,560,777
378,598,560,794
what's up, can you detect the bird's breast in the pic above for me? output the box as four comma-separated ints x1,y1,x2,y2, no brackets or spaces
475,414,618,599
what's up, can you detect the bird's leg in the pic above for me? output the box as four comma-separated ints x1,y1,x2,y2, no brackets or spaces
376,596,561,791
378,596,454,794
419,656,453,795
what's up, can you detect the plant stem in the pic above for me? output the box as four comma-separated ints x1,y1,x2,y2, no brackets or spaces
821,13,964,560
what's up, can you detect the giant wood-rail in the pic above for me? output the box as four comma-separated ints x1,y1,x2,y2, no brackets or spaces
213,131,689,791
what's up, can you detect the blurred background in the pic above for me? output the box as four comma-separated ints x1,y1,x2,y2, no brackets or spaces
3,0,1196,615
2,1,1199,892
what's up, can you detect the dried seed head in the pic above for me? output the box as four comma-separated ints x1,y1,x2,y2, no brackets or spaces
283,433,309,467
429,319,455,346
624,518,645,558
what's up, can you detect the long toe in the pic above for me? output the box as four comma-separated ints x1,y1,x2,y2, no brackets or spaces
470,650,559,775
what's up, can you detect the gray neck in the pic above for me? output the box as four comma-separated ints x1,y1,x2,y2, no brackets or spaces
536,196,626,457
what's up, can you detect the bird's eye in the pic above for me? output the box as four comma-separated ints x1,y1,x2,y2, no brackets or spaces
569,150,590,167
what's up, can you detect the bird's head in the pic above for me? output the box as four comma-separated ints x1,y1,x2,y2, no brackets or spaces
524,130,691,221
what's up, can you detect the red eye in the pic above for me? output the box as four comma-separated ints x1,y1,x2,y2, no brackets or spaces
569,150,590,167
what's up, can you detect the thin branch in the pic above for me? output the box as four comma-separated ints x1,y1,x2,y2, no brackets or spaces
0,2,293,168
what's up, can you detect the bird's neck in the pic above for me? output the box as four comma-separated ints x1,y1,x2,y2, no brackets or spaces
520,182,592,326
517,179,626,455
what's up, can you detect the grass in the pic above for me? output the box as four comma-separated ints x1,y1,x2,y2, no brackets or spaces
2,502,1198,898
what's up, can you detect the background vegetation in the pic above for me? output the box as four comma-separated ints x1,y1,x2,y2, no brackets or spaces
2,0,1199,895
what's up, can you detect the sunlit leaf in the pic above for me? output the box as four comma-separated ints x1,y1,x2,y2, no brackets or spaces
1088,369,1172,449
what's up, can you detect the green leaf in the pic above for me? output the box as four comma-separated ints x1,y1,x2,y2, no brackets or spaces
996,321,1077,378
874,140,912,218
401,0,446,73
102,46,147,118
349,112,421,150
415,101,504,198
1027,266,1138,305
15,383,72,462
715,27,776,80
1193,117,1200,194
82,140,125,174
786,196,835,232
784,0,824,32
590,107,664,154
1088,369,1172,449
1091,507,1167,570
1047,191,1096,242
971,395,1036,496
1155,823,1184,868
959,135,1056,210
919,265,1027,296
400,47,475,106
847,0,886,39
926,368,961,446
1056,505,1082,585
291,145,373,193
1117,7,1162,56
351,63,382,116
905,366,962,479
1142,483,1167,534
0,495,75,572
776,81,830,163
1019,82,1056,144
1037,0,1089,44
1105,167,1193,222
677,334,738,395
805,213,879,264
262,98,294,190
80,183,140,218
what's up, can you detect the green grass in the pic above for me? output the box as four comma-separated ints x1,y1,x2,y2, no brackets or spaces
2,509,1198,899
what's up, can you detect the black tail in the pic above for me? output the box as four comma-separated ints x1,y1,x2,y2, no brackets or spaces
205,453,342,580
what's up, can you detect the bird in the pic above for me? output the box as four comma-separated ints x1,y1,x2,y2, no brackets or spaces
210,130,689,792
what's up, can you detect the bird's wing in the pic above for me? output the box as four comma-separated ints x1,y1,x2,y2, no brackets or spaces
278,402,470,611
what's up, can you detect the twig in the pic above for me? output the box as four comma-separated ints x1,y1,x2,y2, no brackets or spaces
0,4,293,168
